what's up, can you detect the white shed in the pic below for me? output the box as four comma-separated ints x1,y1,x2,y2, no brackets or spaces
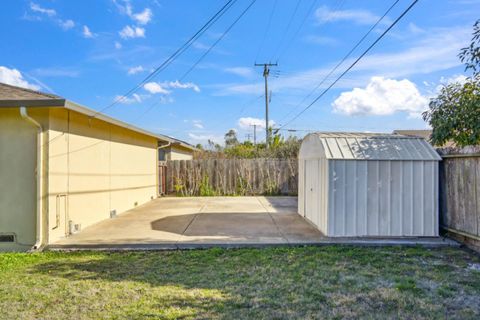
298,132,442,237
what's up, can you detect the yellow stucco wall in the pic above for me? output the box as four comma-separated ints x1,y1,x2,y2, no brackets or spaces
47,108,158,243
0,108,49,251
1,106,158,250
168,146,193,160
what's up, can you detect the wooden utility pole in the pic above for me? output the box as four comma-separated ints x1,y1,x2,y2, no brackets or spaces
255,62,277,148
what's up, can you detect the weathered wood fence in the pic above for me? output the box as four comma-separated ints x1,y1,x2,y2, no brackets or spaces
438,147,480,250
166,159,298,196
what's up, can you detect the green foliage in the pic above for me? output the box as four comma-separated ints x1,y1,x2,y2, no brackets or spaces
423,78,480,147
198,175,216,196
200,135,301,159
423,19,480,147
235,176,252,196
459,19,480,76
263,179,281,196
174,178,185,196
224,129,239,147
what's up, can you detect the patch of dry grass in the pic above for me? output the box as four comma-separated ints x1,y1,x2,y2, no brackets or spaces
0,246,479,319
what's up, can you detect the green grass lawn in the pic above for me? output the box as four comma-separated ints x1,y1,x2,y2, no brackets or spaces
1,246,479,319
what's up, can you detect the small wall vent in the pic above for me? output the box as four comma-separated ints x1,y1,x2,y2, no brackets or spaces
0,234,15,243
69,221,81,234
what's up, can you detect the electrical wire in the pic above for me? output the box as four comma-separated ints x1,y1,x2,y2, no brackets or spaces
278,0,419,130
91,0,237,118
277,0,401,124
133,0,258,127
254,0,278,62
179,0,257,81
271,0,301,61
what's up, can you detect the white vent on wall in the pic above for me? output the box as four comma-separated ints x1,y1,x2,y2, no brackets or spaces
69,221,81,234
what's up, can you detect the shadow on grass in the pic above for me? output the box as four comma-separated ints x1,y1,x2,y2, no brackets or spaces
26,246,480,319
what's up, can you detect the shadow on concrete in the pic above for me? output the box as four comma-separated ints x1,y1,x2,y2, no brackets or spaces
151,212,283,239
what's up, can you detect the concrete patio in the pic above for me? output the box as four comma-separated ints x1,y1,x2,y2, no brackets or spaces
49,196,458,250
50,196,326,249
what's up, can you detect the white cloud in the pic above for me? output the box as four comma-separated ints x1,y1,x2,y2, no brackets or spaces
114,93,143,104
238,117,275,130
32,67,79,78
82,25,95,38
224,67,254,78
304,35,339,46
59,19,75,30
132,8,152,25
119,25,145,39
315,5,386,25
29,2,75,31
166,80,200,92
127,65,144,75
143,82,170,94
217,26,470,97
192,120,204,129
332,77,429,118
0,66,41,90
113,1,153,24
30,2,56,17
188,133,223,144
144,80,200,94
114,41,122,49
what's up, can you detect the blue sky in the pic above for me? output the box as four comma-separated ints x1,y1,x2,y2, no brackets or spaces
1,0,479,145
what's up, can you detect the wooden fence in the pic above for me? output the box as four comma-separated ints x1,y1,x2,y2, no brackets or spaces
438,147,480,250
166,158,298,196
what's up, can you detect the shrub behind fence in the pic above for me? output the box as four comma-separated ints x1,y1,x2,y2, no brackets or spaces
166,158,298,196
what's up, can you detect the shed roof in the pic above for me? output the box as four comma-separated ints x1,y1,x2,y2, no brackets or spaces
302,132,441,161
0,82,196,151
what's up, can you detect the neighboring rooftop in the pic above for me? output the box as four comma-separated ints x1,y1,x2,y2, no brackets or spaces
0,82,196,151
0,82,65,107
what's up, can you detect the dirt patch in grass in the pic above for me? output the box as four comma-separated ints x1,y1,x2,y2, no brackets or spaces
0,246,479,319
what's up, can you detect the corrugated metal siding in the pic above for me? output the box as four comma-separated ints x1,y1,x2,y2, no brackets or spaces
328,160,439,237
302,133,441,161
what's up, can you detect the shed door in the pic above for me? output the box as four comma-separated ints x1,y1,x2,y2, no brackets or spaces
304,159,318,223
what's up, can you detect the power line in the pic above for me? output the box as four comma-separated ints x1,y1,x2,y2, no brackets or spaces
179,0,257,81
254,0,278,62
135,0,257,125
91,0,237,118
279,0,419,130
278,0,400,124
271,0,301,61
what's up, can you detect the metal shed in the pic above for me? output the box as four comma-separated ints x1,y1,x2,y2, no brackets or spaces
298,132,442,237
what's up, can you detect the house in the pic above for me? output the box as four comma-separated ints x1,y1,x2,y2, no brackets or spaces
0,83,195,251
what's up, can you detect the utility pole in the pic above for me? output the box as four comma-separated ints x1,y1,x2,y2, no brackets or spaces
250,124,257,146
255,62,277,148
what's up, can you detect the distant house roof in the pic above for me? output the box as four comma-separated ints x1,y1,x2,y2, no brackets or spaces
0,82,196,151
301,132,441,161
393,129,456,147
0,82,65,107
393,130,432,140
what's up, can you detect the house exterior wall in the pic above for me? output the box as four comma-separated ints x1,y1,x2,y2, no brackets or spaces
0,108,49,251
0,106,159,250
167,146,193,160
47,108,158,243
327,160,439,237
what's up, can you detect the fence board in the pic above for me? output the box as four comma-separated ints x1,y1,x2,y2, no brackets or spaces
439,148,480,243
166,158,298,196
